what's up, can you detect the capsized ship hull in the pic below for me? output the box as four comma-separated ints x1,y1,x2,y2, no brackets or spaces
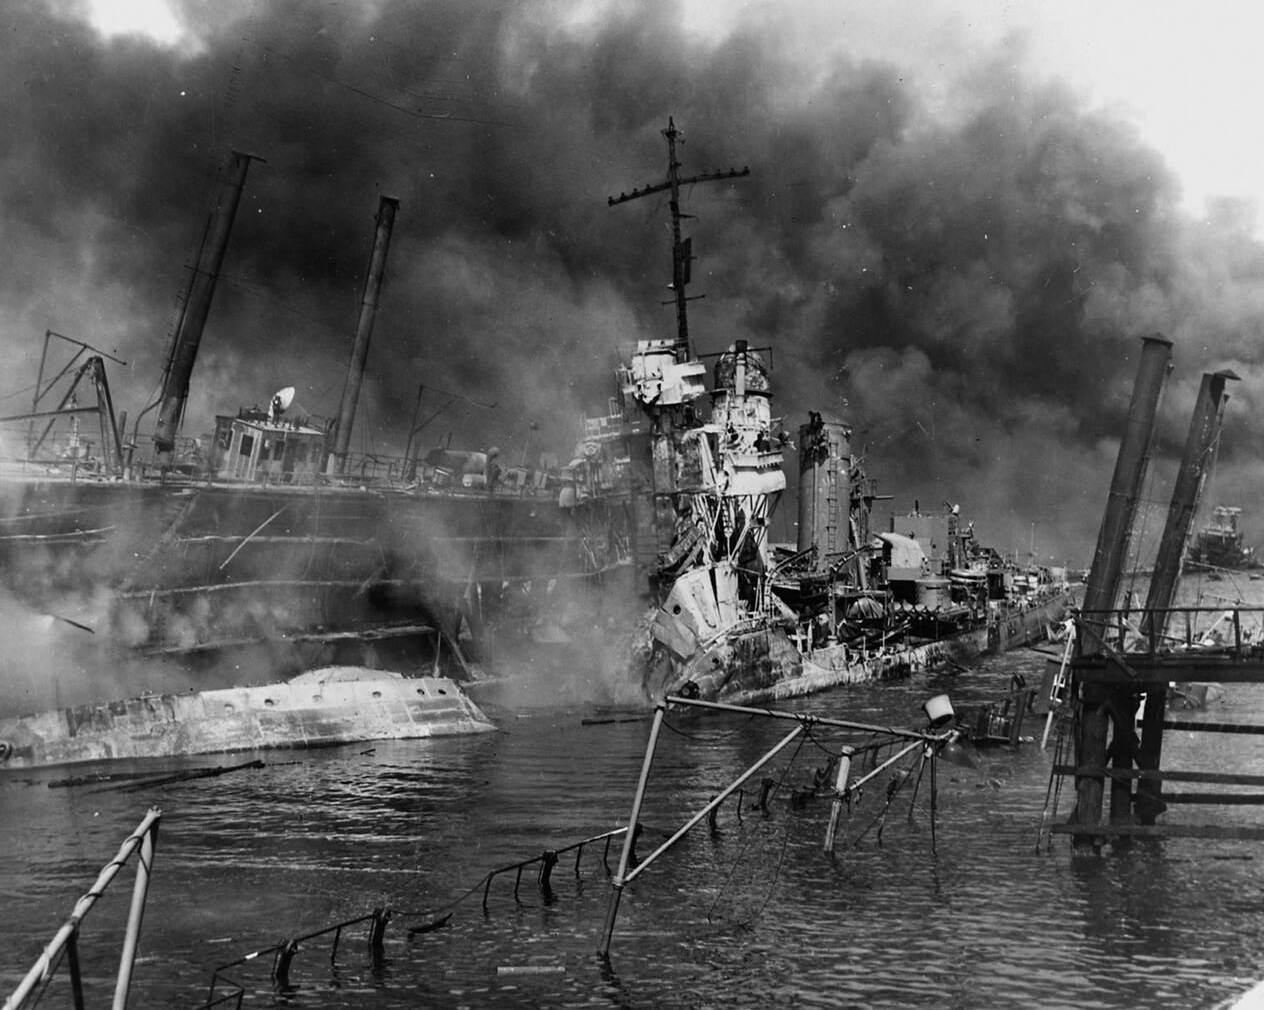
0,666,494,769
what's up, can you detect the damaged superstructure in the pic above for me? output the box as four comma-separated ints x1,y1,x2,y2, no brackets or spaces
573,119,1071,705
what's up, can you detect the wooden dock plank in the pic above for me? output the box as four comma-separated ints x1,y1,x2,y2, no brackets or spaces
1075,663,1264,685
1051,822,1264,840
1162,719,1264,735
1162,792,1264,805
1053,765,1264,787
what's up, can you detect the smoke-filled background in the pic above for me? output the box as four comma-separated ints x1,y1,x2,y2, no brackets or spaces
5,0,1264,568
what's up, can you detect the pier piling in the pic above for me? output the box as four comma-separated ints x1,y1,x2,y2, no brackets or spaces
1068,335,1172,852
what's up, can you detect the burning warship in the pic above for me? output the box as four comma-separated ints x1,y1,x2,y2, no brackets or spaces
568,119,1073,705
0,154,591,767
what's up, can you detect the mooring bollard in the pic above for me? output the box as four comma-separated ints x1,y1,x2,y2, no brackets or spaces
823,746,854,854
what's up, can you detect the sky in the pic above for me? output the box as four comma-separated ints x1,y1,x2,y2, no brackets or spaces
6,0,1264,565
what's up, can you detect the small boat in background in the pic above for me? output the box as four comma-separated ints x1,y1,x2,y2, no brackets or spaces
1188,505,1257,571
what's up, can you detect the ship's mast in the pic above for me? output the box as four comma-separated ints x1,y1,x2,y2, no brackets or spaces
608,118,749,360
153,151,260,460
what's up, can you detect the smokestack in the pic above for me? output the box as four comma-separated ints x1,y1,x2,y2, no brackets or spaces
797,413,851,572
153,151,257,458
328,195,400,474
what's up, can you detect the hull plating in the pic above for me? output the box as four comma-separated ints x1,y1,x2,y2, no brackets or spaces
0,473,583,662
0,667,494,769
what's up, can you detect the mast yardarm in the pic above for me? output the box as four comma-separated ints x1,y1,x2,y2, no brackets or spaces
608,118,749,360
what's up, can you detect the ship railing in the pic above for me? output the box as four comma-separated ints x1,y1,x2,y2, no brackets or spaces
332,451,559,498
4,808,161,1010
204,825,630,1002
1075,605,1264,658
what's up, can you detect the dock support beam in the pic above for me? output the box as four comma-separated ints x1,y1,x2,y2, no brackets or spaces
1137,369,1236,826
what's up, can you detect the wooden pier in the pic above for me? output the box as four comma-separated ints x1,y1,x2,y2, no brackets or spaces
1047,604,1264,847
1040,342,1261,851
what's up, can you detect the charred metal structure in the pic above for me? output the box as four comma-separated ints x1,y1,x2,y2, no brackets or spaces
571,119,1071,707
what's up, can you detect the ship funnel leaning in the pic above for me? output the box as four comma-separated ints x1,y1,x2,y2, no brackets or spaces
328,195,400,475
153,151,257,459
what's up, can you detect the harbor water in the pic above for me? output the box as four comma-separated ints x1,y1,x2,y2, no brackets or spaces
5,583,1264,1007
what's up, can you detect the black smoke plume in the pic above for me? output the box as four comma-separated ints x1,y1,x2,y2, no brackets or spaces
4,0,1264,565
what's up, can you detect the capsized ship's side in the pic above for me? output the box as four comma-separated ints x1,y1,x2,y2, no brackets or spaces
571,119,1072,706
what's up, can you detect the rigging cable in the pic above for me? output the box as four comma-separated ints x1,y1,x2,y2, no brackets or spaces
705,730,807,928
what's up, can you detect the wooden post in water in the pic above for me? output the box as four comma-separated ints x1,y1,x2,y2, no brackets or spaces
1135,369,1236,825
1069,335,1172,851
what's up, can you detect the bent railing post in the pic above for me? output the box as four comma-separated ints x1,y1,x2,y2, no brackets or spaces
599,715,805,957
598,704,665,957
4,808,161,1010
112,815,158,1010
